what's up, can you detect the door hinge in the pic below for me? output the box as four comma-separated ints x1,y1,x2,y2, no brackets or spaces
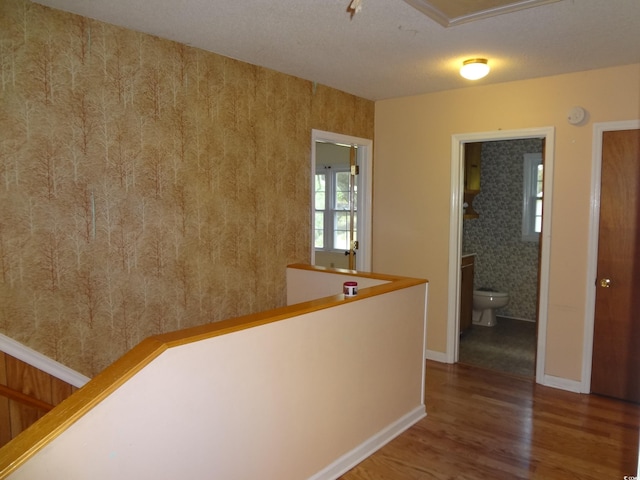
351,165,359,175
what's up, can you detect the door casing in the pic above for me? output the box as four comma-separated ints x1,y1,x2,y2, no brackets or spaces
582,120,640,394
447,127,555,388
310,129,373,272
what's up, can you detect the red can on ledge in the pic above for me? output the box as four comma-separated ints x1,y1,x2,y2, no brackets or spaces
343,281,358,297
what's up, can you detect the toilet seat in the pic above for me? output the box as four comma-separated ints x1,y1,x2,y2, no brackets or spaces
473,290,508,298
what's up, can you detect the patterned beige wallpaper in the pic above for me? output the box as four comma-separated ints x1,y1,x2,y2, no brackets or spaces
463,139,543,322
0,0,374,377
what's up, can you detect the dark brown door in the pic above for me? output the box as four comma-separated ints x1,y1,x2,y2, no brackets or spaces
591,128,640,403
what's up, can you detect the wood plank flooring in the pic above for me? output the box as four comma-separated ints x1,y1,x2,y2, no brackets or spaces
340,361,640,479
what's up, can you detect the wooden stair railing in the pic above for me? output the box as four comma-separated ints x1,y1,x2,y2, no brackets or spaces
0,385,55,413
0,265,427,478
0,352,76,449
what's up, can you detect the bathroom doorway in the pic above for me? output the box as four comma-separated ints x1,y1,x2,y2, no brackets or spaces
459,138,542,377
447,127,555,385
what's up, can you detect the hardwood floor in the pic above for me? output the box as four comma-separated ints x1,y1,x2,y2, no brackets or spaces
340,361,640,479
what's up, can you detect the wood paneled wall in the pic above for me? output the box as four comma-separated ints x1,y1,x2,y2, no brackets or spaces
0,353,76,448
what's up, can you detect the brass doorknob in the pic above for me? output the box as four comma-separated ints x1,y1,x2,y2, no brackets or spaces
600,278,611,288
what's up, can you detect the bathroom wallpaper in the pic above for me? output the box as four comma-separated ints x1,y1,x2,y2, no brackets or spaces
0,0,374,377
463,139,543,321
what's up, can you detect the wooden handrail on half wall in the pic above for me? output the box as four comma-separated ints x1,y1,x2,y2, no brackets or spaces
0,265,428,480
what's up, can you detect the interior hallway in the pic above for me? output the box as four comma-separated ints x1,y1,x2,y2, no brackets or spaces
340,361,640,479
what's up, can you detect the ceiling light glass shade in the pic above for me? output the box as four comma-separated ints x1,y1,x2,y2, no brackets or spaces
460,58,490,80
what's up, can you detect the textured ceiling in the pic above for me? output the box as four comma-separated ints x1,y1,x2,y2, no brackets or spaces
32,0,640,100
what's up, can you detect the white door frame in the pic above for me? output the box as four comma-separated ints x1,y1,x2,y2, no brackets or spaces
582,120,640,393
310,130,373,272
447,127,555,387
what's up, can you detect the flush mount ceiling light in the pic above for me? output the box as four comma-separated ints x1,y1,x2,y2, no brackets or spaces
460,58,490,80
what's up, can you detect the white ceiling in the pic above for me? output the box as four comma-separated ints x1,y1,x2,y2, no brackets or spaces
32,0,640,101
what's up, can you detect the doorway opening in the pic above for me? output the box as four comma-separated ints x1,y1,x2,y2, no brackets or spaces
447,127,555,386
310,130,373,272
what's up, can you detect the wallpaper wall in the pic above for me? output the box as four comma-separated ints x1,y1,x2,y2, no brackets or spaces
0,0,374,377
463,139,543,321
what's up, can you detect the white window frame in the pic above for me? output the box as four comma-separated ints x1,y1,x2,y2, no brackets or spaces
522,152,543,242
314,166,356,252
314,171,327,250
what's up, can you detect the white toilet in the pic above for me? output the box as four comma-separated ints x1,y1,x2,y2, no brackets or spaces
472,289,509,327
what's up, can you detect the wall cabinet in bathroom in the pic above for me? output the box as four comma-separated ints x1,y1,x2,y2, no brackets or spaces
463,142,482,219
459,255,475,335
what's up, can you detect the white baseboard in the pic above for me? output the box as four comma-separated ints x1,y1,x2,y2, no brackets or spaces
425,349,449,363
541,374,583,393
425,345,583,394
0,333,90,388
498,315,536,323
308,405,426,480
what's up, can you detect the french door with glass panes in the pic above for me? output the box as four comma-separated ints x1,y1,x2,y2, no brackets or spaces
314,151,358,269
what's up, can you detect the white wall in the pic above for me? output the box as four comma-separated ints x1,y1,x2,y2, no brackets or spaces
286,267,390,304
7,269,427,480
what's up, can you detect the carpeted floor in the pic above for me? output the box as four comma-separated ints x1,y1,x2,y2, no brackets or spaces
458,316,537,377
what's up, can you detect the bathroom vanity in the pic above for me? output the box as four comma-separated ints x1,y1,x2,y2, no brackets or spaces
459,254,475,335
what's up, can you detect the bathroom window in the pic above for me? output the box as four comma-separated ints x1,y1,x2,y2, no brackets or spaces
522,153,543,242
314,168,357,251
